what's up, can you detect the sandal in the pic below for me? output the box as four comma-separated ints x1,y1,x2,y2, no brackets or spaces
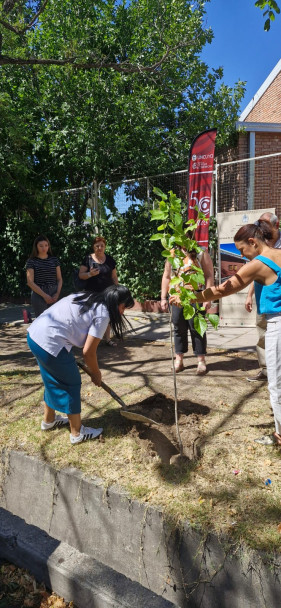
174,360,184,373
196,361,207,375
106,339,117,347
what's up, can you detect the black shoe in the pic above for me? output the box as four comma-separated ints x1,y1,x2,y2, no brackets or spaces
247,370,267,382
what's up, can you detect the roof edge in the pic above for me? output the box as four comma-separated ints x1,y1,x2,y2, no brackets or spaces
239,58,281,121
236,121,281,133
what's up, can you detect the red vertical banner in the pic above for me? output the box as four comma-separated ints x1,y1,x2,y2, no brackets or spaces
188,129,217,247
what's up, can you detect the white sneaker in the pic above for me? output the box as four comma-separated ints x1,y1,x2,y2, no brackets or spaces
70,424,103,445
41,414,69,430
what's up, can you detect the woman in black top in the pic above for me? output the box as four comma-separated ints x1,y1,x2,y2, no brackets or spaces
78,235,118,345
26,235,63,318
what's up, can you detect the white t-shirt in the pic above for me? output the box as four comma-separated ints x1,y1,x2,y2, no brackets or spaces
28,294,110,356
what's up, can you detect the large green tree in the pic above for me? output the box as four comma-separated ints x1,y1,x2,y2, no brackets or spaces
0,0,245,223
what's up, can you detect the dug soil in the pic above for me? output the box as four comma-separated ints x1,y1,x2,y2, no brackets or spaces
0,323,253,466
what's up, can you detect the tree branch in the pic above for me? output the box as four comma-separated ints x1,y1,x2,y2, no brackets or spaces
0,41,194,71
0,0,49,34
0,17,19,34
20,0,49,33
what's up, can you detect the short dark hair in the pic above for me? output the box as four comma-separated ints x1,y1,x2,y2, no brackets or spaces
93,236,106,247
73,284,134,339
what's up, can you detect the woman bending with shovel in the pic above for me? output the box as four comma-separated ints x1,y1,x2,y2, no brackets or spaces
170,220,281,447
27,285,134,444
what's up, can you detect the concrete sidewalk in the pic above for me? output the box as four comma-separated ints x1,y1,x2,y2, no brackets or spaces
125,310,257,351
0,302,257,351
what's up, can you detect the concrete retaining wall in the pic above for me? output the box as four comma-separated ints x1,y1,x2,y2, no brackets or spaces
1,449,281,607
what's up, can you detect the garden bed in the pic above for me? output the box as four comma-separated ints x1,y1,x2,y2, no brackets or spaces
1,323,281,555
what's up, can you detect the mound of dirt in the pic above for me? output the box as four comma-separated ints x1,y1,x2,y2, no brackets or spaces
126,393,210,464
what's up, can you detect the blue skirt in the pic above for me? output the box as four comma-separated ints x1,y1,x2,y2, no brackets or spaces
27,334,81,414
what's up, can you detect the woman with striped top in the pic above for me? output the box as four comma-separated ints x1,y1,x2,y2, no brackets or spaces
26,235,63,318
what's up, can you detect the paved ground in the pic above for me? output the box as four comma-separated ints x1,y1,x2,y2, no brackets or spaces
0,301,258,351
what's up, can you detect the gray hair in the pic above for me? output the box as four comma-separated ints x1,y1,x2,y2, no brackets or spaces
259,212,278,226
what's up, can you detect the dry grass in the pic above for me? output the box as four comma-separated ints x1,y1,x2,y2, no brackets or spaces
1,325,281,554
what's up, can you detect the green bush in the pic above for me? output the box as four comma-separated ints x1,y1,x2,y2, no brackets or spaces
0,205,164,301
0,215,96,298
98,205,163,301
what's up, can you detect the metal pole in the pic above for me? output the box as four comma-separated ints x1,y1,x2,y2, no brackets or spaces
248,132,255,210
147,177,151,209
214,161,218,216
93,180,99,232
90,183,94,224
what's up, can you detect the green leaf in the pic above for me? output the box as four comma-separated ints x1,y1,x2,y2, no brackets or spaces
169,276,181,286
264,17,271,28
170,256,181,269
183,303,195,319
150,233,163,241
150,210,168,221
193,314,208,337
207,313,219,329
174,213,183,227
153,187,167,200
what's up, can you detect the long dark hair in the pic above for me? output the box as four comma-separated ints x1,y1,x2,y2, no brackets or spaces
73,284,134,339
30,235,53,258
234,220,273,244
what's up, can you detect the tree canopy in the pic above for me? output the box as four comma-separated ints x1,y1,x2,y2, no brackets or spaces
0,0,245,223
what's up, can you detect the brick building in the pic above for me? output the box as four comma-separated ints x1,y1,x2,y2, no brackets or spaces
216,58,281,215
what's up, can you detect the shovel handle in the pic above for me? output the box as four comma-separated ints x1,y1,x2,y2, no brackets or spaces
77,359,158,425
76,360,126,409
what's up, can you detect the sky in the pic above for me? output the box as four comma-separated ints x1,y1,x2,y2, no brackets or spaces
200,0,281,115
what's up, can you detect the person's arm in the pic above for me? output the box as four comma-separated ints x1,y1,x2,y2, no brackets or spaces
245,282,255,312
112,268,118,284
169,260,260,306
26,268,54,304
160,261,172,312
200,251,214,312
52,266,63,302
78,264,99,280
83,334,102,386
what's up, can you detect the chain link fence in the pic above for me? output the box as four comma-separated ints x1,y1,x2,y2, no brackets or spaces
98,169,189,216
47,170,189,224
215,152,281,216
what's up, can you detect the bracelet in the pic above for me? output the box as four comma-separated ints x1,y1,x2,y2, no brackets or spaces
88,272,90,278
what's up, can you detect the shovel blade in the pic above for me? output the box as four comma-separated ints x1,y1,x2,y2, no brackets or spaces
120,410,158,425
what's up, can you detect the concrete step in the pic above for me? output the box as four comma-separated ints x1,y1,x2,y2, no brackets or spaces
0,507,178,608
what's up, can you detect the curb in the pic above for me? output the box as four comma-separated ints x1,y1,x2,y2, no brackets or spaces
0,508,178,608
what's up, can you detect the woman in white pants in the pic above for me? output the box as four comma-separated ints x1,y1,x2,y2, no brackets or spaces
170,219,281,446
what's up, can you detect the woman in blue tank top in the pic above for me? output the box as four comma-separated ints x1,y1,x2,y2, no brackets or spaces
170,219,281,447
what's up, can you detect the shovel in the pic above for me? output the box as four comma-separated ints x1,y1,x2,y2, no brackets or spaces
77,360,158,425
